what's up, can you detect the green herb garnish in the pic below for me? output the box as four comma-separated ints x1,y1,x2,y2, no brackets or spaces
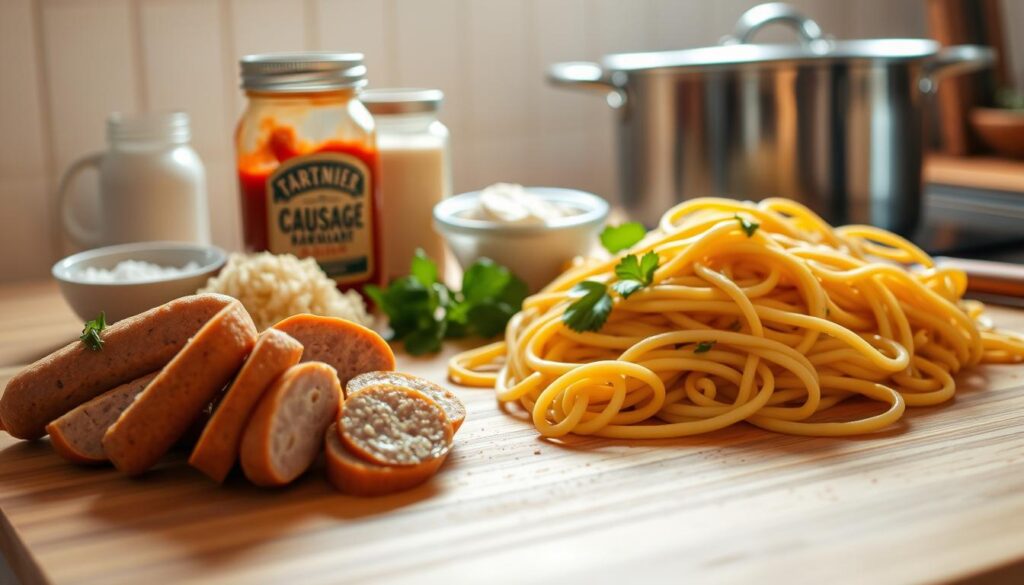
728,320,742,331
367,249,527,355
80,312,107,351
563,281,613,333
611,251,659,298
599,222,647,254
563,252,661,332
734,214,760,237
694,340,716,353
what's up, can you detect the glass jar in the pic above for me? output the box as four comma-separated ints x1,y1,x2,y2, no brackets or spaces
362,89,451,281
236,53,382,293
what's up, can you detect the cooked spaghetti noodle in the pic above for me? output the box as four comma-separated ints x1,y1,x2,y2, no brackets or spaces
449,197,1024,438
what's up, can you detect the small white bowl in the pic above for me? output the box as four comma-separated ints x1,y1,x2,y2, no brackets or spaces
433,188,609,291
52,242,227,323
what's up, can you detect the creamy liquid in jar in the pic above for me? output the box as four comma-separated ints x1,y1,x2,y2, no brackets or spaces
362,89,451,280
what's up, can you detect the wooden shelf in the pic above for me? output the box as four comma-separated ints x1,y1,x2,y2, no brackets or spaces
924,154,1024,194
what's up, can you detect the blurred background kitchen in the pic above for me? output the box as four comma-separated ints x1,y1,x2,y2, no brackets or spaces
1,0,1022,283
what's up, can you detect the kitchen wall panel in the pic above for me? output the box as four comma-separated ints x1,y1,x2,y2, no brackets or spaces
0,0,1008,282
140,0,231,158
0,0,54,280
391,0,469,189
316,0,395,87
42,0,141,257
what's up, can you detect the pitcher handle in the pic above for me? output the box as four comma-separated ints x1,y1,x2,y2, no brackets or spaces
57,152,105,248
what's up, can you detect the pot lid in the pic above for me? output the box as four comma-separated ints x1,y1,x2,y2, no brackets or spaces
602,2,941,73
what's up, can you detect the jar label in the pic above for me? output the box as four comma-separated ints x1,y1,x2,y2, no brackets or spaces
265,152,374,284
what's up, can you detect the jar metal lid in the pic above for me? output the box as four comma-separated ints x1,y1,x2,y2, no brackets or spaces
240,52,367,92
361,88,444,115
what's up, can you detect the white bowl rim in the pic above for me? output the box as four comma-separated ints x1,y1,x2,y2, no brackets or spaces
433,187,610,235
52,241,227,286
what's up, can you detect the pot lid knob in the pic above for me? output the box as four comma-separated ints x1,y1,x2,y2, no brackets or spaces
721,2,828,50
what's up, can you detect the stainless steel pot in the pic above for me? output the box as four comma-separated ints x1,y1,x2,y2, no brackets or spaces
548,2,993,234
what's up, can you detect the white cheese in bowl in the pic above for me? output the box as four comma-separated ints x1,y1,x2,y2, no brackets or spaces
74,260,201,283
466,183,577,225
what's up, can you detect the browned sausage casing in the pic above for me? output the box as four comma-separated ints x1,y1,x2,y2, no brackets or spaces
0,293,236,440
272,315,395,389
189,329,303,483
103,300,257,475
46,372,158,464
240,361,342,487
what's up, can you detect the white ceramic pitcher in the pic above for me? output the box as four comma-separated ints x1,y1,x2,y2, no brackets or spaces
58,111,211,248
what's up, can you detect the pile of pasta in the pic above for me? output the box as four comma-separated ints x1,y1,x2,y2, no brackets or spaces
450,197,1024,439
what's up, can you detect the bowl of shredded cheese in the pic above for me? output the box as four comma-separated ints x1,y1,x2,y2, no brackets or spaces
52,241,226,323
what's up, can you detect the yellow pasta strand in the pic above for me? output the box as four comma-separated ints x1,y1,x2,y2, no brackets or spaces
448,197,1024,439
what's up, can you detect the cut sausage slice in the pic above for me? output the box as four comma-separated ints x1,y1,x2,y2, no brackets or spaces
103,300,257,475
272,315,395,388
0,293,235,440
347,371,466,433
339,384,452,467
188,329,303,482
240,361,341,487
325,423,445,497
45,372,158,464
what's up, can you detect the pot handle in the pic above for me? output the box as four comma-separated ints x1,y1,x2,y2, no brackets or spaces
547,61,627,108
722,2,824,46
921,45,995,92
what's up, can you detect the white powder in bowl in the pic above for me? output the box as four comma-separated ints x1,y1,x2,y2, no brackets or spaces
198,252,371,330
75,260,201,283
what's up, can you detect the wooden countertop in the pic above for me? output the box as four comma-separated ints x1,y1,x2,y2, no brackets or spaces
2,281,1024,584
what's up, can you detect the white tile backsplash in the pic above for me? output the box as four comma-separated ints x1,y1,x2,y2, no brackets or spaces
43,0,140,171
0,0,49,179
140,0,231,158
0,0,988,282
317,0,395,87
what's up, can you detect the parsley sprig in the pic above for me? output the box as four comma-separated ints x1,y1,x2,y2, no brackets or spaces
599,222,646,253
734,214,760,237
367,249,527,355
611,251,659,298
694,340,716,353
79,312,107,351
563,252,660,333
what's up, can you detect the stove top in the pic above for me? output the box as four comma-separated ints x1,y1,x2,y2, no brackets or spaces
916,183,1024,260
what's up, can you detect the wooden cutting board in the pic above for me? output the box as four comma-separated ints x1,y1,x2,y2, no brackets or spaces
2,282,1024,584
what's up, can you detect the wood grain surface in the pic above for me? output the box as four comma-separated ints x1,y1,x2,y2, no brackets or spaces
2,282,1024,584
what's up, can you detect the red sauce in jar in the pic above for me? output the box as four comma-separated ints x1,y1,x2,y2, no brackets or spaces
237,120,383,294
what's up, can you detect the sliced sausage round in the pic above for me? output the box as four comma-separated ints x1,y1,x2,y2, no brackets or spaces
189,329,304,483
240,361,342,487
46,372,158,464
347,371,466,433
103,300,257,475
272,315,395,388
339,384,452,467
324,423,445,497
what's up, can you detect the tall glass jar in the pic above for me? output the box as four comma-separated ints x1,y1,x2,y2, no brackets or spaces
362,89,451,281
236,53,382,293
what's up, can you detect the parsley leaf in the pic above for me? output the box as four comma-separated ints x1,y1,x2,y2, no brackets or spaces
734,214,760,237
410,248,437,287
611,251,659,298
79,311,107,351
563,281,613,333
600,222,647,254
370,254,527,354
694,341,716,353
